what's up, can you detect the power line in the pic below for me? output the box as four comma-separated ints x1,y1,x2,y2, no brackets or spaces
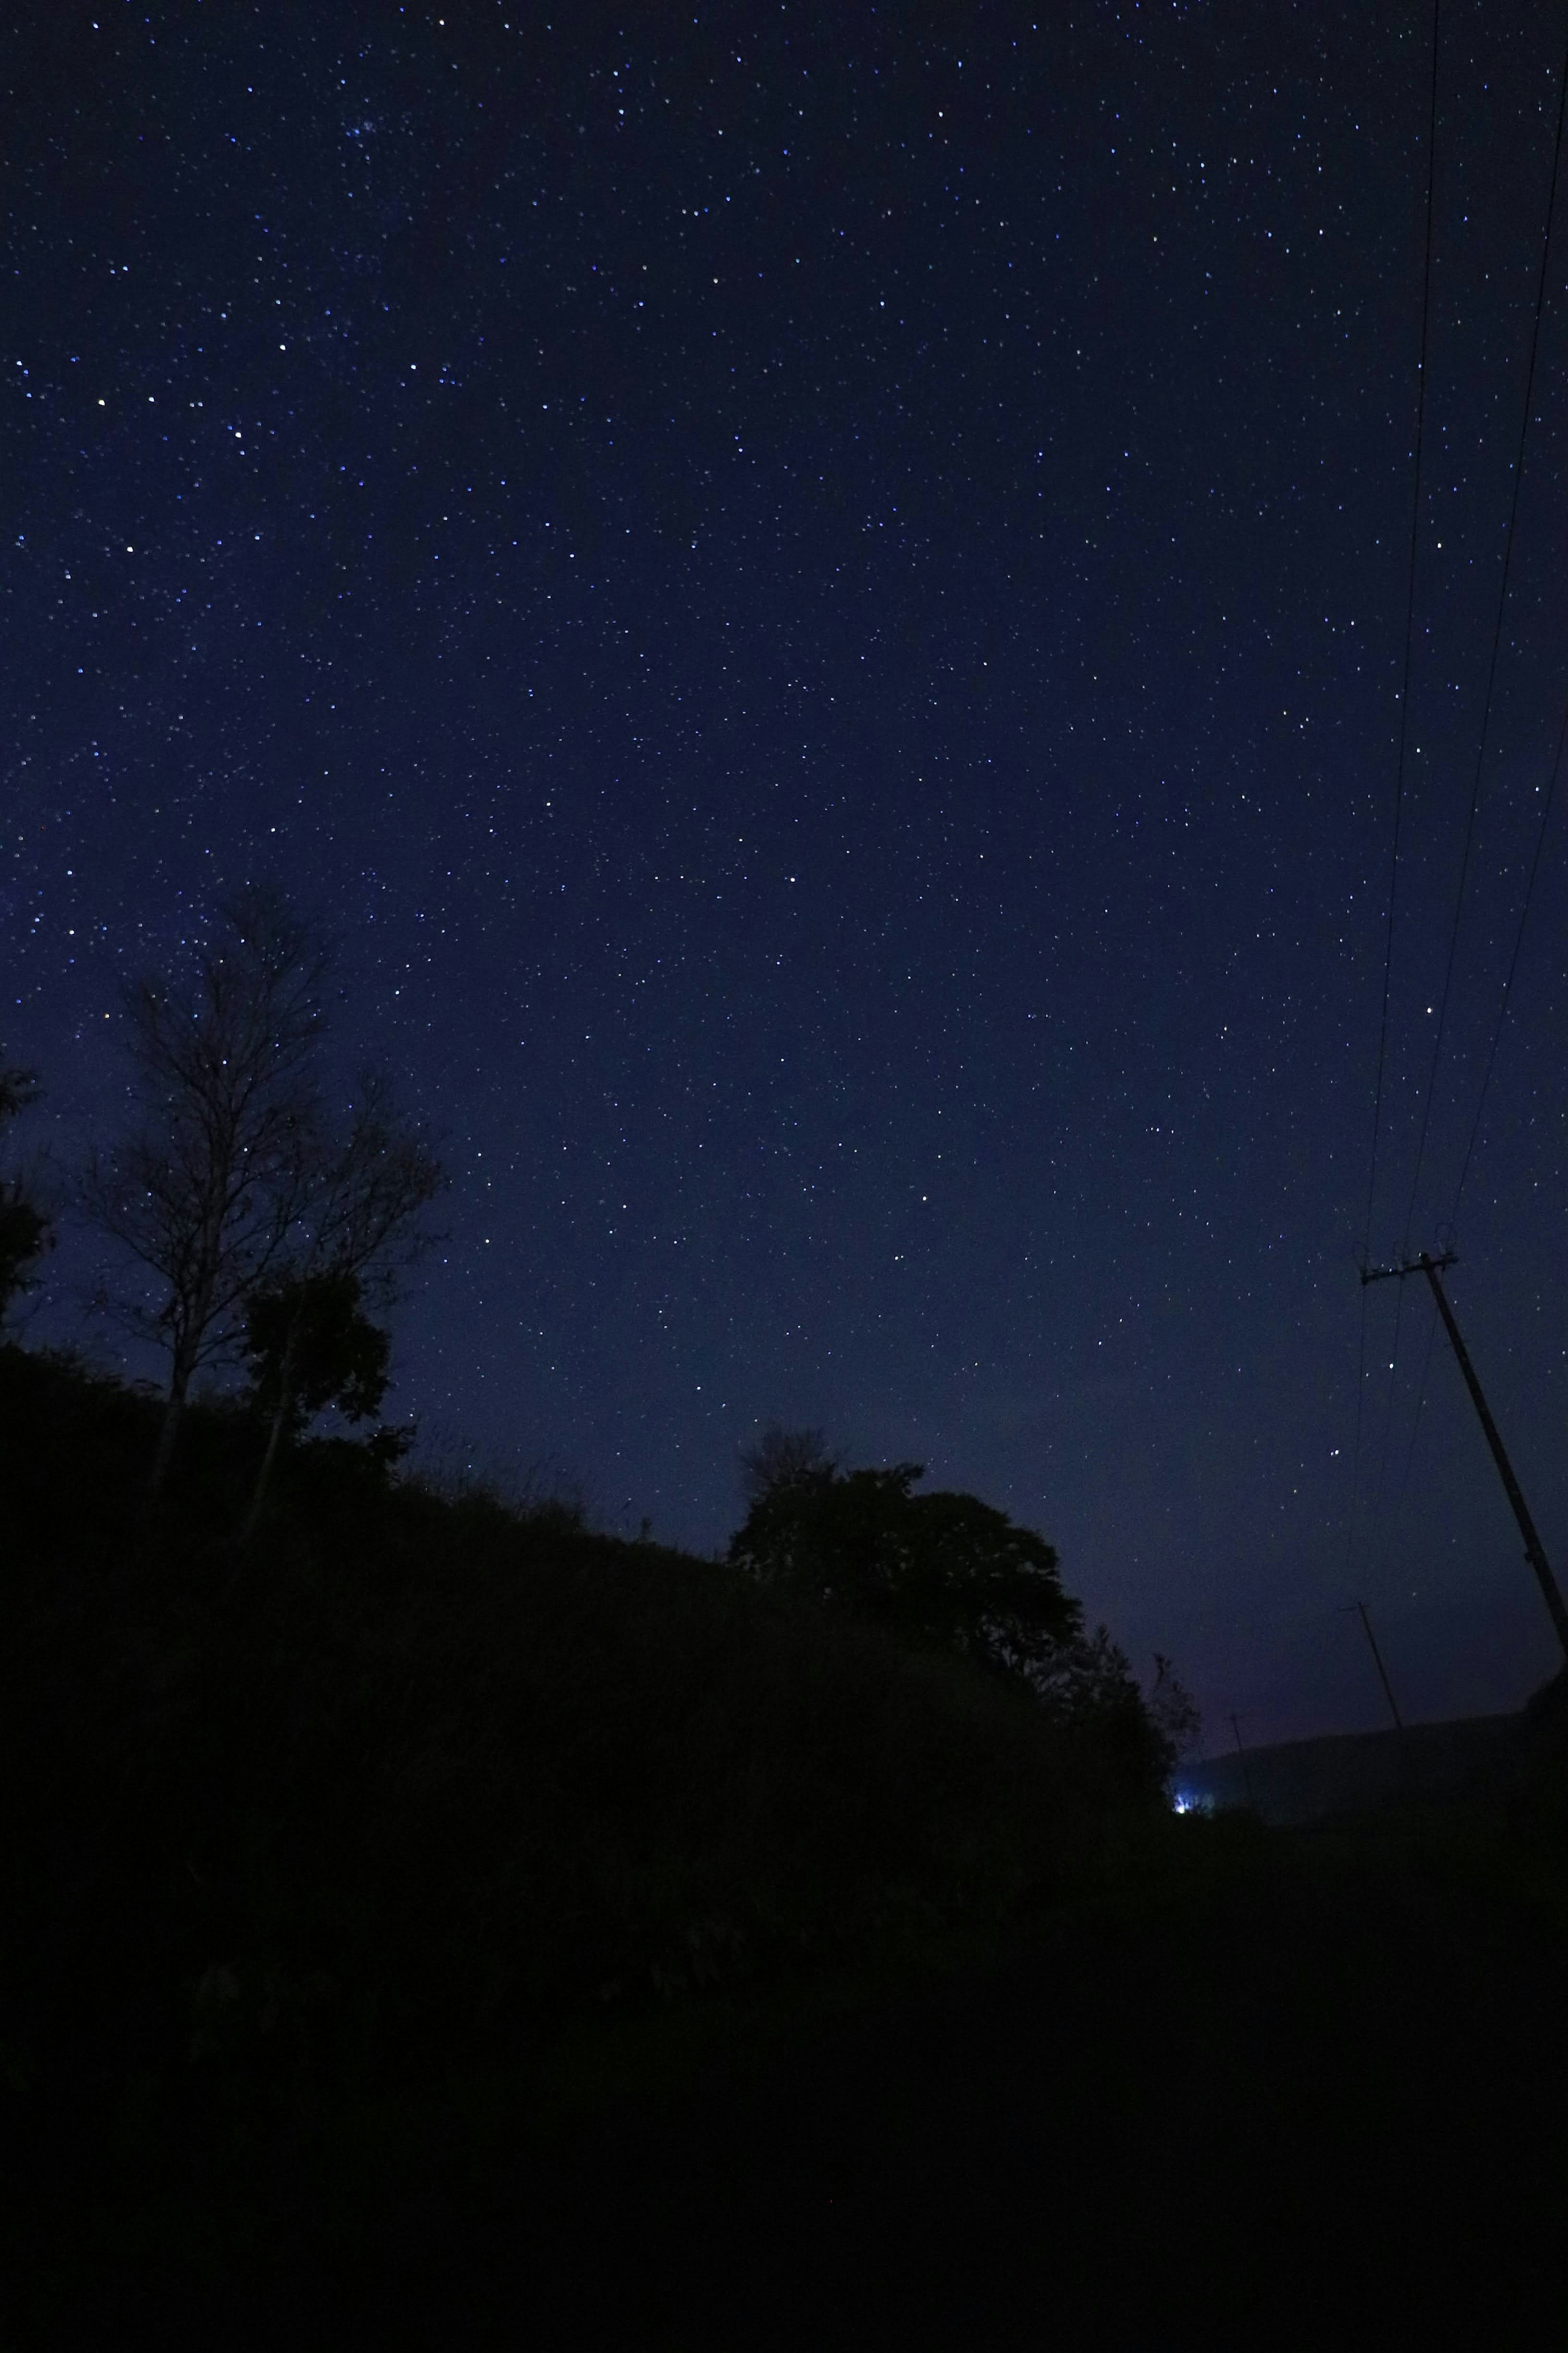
1361,1251,1568,1662
1368,734,1566,1601
1362,0,1441,1274
1401,27,1568,1254
1350,0,1441,1586
1365,1278,1440,1593
1344,1281,1372,1582
1371,26,1568,1629
1450,691,1568,1222
1366,1271,1408,1559
1390,1282,1440,1528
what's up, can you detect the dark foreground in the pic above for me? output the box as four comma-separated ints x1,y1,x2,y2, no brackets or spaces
4,1349,1562,2344
12,1804,1566,2351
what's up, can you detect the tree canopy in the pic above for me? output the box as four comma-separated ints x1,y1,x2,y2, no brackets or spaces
81,888,441,1491
728,1441,1186,1788
729,1456,1079,1679
242,1269,392,1439
0,1059,51,1321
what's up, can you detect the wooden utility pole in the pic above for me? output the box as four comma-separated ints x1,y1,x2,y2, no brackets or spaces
1360,1251,1568,1664
1227,1713,1256,1810
1343,1598,1405,1733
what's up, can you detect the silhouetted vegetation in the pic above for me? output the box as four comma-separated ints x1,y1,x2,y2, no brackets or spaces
0,1056,51,1320
79,889,439,1493
0,1334,1189,2335
238,1267,402,1537
730,1436,1178,1791
6,1338,1566,2343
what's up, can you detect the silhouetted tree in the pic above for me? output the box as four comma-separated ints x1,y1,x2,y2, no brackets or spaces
738,1422,837,1503
1023,1622,1173,1785
238,1269,392,1534
236,1068,441,1531
730,1454,1169,1787
82,890,329,1489
0,1059,52,1320
245,1269,390,1431
730,1458,1078,1676
1147,1653,1202,1764
82,890,441,1496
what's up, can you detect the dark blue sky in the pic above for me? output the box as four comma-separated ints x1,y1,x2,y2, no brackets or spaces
6,0,1567,1745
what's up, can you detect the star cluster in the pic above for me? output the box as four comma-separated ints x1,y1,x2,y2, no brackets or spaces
5,1,1567,1739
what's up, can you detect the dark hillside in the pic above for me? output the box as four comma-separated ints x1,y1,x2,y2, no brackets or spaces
0,1343,1165,2339
5,1345,1568,2345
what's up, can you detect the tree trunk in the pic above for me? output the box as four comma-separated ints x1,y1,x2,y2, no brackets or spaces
147,1372,190,1498
148,1267,217,1499
241,1313,299,1541
241,1391,291,1541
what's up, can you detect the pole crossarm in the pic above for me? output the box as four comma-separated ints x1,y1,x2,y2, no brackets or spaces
1360,1249,1457,1288
1354,1248,1568,1663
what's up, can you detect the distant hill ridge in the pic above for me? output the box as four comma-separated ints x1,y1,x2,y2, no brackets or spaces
1178,1710,1538,1825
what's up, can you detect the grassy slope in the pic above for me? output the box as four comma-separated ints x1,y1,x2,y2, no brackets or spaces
0,1342,1167,2334
4,1341,1567,2345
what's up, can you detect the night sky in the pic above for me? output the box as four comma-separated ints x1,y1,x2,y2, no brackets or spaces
7,1,1567,1746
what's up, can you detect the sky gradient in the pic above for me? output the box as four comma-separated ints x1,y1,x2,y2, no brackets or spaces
6,0,1567,1746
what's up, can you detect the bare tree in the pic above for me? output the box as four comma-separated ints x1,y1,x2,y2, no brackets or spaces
0,1058,53,1322
82,889,334,1491
1147,1654,1203,1766
238,1071,442,1532
296,1068,443,1311
738,1423,837,1505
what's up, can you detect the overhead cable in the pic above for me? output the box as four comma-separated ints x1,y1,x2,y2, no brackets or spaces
1361,0,1442,1274
1450,691,1568,1224
1349,0,1441,1586
1401,29,1568,1254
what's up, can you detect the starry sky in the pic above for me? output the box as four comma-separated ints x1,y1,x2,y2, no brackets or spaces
6,0,1567,1746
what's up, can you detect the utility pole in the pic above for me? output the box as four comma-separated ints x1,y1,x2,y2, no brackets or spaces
1360,1250,1568,1664
1227,1713,1256,1810
1342,1598,1404,1733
